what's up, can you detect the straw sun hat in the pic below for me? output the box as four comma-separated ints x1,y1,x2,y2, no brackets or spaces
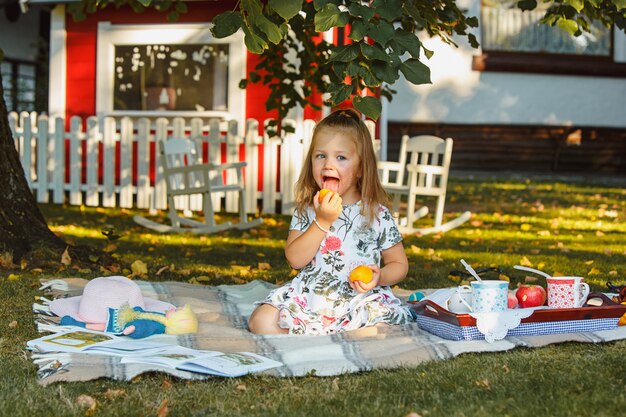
49,276,174,323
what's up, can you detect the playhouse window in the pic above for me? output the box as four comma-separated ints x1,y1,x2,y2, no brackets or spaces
472,0,626,77
113,43,229,112
96,23,245,122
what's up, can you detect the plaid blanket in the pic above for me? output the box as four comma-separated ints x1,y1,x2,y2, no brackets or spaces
31,279,626,385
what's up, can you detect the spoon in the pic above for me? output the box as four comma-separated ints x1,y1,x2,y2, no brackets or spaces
460,259,482,282
513,265,552,280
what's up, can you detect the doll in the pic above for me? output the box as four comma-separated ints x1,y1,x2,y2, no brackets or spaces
60,303,198,339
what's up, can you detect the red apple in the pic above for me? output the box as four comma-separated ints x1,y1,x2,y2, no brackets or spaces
507,291,519,309
516,285,547,308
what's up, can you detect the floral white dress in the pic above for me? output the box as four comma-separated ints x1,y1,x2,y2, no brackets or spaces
259,201,412,335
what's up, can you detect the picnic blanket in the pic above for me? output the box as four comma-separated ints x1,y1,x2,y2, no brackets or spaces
31,278,626,385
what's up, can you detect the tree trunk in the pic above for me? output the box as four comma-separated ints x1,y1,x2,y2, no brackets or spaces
0,72,106,265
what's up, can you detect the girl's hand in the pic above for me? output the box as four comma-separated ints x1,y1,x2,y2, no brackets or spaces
349,264,380,294
313,190,342,229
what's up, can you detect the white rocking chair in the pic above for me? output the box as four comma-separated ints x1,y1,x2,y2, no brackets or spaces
134,137,262,234
378,134,471,235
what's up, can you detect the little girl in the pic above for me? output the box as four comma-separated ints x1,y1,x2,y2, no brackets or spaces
248,108,412,335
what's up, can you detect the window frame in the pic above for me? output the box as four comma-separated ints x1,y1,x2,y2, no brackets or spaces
473,1,626,78
96,22,246,121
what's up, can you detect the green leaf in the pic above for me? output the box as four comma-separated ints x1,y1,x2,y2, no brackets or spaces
136,0,151,6
517,0,537,11
242,0,284,44
393,29,422,58
400,58,431,85
353,95,381,120
348,3,375,20
315,3,349,32
361,43,390,62
269,0,303,21
368,20,395,46
556,17,579,35
329,84,353,105
346,61,361,77
467,33,479,49
211,11,243,38
371,0,402,21
611,0,626,9
371,61,400,84
348,19,368,41
359,65,382,87
564,0,584,12
329,44,360,62
241,23,268,54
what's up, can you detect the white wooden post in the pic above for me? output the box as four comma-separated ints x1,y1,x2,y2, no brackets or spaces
85,116,99,206
36,115,49,203
280,119,298,215
69,116,82,206
136,118,151,209
244,119,260,214
262,119,280,214
102,117,116,207
52,117,65,204
20,112,35,187
207,118,222,212
225,119,239,213
153,118,169,211
119,117,134,208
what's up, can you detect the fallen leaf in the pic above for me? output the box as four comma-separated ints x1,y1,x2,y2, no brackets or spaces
103,242,118,253
257,262,271,271
519,256,533,267
131,260,148,277
61,247,72,266
30,268,43,274
0,252,17,269
584,260,594,265
161,379,173,390
8,320,17,328
156,399,168,417
236,383,247,391
20,259,27,270
76,395,97,415
588,267,601,276
609,270,618,276
103,389,126,400
474,378,491,389
520,223,532,231
7,274,19,281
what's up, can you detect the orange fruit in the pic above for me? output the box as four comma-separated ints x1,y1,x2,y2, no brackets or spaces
349,265,373,284
319,188,333,203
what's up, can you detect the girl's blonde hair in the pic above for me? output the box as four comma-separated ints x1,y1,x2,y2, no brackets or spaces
295,108,389,223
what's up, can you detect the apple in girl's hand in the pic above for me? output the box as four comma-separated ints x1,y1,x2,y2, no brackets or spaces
515,285,547,308
319,188,333,203
508,291,519,309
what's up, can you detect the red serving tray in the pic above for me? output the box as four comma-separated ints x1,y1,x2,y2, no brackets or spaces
409,292,626,327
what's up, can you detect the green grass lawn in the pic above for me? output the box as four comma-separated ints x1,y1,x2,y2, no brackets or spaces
1,174,625,417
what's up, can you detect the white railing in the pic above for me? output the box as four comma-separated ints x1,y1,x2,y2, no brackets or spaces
9,112,378,216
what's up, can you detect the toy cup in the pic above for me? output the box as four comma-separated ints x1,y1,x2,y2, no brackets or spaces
546,277,590,309
470,280,508,313
446,285,473,313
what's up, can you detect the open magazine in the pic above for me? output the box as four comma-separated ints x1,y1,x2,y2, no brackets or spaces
27,328,283,377
27,328,175,356
120,346,283,377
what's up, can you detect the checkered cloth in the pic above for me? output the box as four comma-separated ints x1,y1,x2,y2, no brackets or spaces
31,279,626,385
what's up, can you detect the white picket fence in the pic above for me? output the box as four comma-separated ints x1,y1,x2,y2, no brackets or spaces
9,112,378,216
